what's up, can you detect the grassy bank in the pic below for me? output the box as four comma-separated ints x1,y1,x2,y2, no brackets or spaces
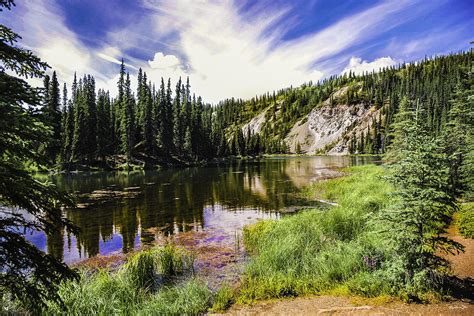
2,244,218,315
239,165,452,303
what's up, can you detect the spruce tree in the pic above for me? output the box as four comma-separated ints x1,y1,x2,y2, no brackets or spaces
120,72,134,166
382,104,462,294
173,77,183,154
71,79,86,162
42,71,61,163
142,74,154,156
0,1,76,311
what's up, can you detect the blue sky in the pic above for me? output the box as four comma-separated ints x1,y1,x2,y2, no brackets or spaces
2,0,472,103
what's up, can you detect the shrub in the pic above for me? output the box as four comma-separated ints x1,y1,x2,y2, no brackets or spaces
458,202,474,238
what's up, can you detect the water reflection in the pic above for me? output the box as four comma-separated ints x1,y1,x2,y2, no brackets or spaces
29,156,378,262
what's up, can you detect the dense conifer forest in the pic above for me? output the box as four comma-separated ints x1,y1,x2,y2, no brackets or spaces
40,50,472,169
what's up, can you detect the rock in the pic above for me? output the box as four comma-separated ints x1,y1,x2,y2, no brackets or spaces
241,108,268,134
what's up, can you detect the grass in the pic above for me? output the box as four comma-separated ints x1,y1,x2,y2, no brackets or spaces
239,164,462,303
239,165,402,303
42,244,211,315
209,283,236,312
458,202,474,238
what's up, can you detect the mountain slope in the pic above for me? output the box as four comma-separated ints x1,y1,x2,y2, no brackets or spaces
219,50,472,155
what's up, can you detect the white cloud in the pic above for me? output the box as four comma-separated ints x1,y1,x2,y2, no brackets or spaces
342,56,397,75
97,51,138,70
137,0,417,103
1,0,123,89
148,53,182,70
3,0,423,103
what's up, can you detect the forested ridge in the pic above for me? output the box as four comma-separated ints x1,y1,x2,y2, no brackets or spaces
40,50,472,169
217,50,472,154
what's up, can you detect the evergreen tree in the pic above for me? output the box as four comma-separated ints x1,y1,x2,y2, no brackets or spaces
157,78,167,151
60,83,74,162
96,89,111,160
441,63,474,198
42,71,61,162
173,77,183,154
142,74,154,156
71,79,86,161
183,126,192,157
120,72,134,166
0,2,76,311
382,104,462,293
83,75,97,160
164,78,173,152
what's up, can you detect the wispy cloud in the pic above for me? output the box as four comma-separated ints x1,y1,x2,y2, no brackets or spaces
2,0,461,103
132,0,421,102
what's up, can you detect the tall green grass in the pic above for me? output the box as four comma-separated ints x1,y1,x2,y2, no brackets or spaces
44,245,211,315
240,165,395,302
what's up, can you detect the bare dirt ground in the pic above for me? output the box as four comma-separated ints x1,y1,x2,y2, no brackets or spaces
225,222,474,315
227,295,473,315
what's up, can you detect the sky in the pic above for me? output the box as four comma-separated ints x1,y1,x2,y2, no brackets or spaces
1,0,473,103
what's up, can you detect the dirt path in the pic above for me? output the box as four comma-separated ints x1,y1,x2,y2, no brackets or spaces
226,296,473,315
225,222,474,315
444,222,474,280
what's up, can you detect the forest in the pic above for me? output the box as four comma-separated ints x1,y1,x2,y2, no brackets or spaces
1,0,474,314
39,51,473,170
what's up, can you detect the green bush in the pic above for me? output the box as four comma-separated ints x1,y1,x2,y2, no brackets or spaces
346,272,388,297
458,202,474,238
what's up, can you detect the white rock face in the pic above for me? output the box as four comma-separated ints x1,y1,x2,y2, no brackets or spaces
241,109,267,135
286,103,375,154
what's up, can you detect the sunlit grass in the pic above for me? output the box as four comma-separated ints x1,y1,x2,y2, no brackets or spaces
239,165,396,302
44,245,210,315
209,283,236,312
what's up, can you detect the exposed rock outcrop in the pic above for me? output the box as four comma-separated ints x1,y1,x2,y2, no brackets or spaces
286,103,377,154
238,86,382,155
241,109,267,134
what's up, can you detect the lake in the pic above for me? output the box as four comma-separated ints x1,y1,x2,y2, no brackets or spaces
27,156,379,264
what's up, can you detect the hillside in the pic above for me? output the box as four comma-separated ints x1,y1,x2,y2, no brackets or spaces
219,51,472,155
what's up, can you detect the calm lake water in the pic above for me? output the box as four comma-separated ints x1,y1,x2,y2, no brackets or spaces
27,156,379,263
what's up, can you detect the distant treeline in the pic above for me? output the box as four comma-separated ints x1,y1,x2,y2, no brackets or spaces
39,51,472,168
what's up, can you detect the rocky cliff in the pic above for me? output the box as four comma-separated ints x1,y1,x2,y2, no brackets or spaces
240,86,381,155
